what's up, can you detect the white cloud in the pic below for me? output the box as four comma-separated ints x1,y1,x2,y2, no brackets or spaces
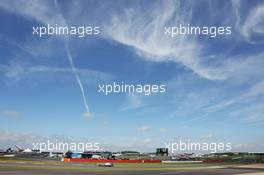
241,5,264,43
159,128,168,132
82,112,94,119
0,61,26,80
244,80,264,97
141,138,153,145
121,93,144,111
1,111,20,118
137,125,150,132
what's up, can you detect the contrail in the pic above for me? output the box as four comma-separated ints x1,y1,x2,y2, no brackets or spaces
64,42,92,116
54,0,93,117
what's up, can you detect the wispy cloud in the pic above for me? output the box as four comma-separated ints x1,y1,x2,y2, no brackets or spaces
164,70,264,127
0,0,93,115
229,103,264,125
206,80,264,112
105,1,217,79
104,0,264,81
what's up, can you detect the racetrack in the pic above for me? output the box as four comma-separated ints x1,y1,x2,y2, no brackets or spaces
0,159,263,175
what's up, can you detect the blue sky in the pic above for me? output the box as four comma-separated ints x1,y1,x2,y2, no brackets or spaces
0,0,264,152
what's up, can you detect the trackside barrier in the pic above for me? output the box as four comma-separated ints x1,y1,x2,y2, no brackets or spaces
63,158,161,163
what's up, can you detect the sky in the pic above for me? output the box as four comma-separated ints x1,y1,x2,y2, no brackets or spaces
0,0,264,153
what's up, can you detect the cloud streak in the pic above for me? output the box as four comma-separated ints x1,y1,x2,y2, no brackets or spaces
0,63,111,81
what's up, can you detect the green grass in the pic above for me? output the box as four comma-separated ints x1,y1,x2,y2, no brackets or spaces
0,164,224,172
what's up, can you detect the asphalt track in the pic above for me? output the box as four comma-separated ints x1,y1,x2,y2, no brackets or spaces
0,160,263,175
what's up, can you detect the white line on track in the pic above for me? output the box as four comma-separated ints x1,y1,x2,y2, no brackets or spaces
33,163,45,165
15,162,26,164
157,171,186,175
72,164,85,166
